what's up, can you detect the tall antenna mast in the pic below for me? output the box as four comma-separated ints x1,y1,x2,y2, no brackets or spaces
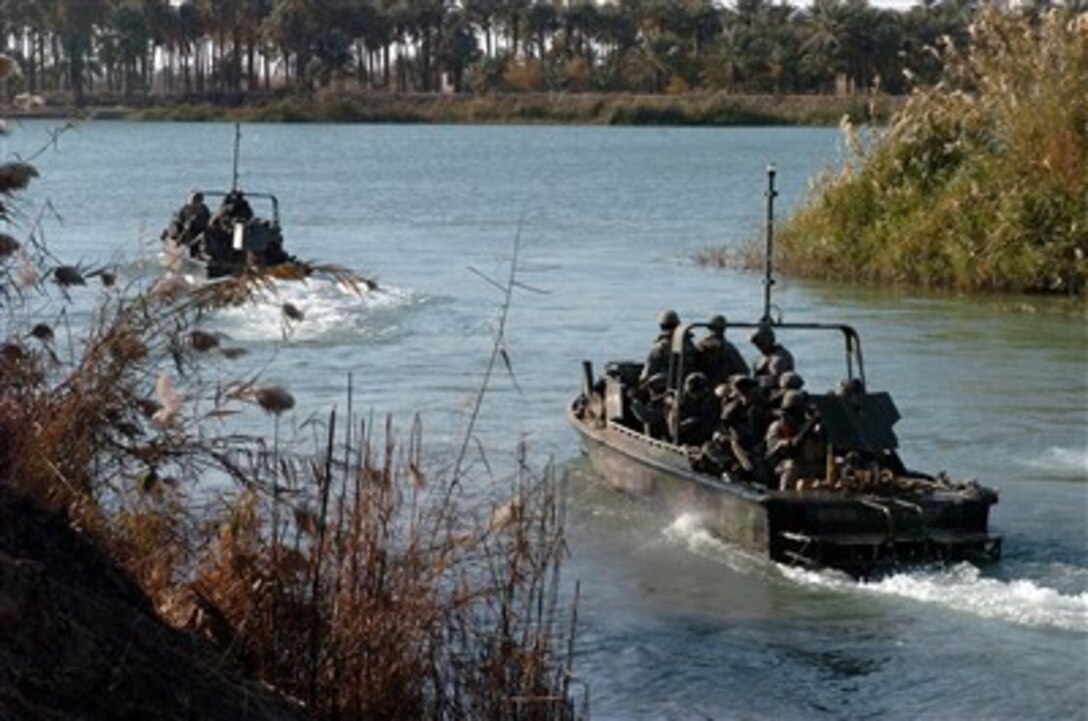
761,164,778,324
230,122,241,192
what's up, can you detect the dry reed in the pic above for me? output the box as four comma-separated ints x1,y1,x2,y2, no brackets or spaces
1,122,582,719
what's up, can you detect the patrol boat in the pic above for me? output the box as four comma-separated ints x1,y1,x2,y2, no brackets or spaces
567,168,1001,576
161,125,301,280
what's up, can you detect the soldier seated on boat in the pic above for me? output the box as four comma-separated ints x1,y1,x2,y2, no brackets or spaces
715,376,769,480
768,371,805,411
671,372,718,446
630,371,670,439
765,390,825,490
695,314,749,390
750,323,795,385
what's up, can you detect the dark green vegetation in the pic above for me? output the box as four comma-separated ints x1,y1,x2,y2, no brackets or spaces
3,0,975,106
131,90,897,125
704,9,1087,300
1,118,581,718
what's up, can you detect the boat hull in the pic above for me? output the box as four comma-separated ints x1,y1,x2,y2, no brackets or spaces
568,405,1001,575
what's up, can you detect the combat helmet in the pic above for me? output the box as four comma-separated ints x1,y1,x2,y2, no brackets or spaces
780,389,808,411
750,324,775,349
708,314,726,331
778,371,804,390
658,309,681,330
684,372,708,395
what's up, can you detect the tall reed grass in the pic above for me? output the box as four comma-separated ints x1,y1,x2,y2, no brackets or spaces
770,9,1087,297
1,117,582,718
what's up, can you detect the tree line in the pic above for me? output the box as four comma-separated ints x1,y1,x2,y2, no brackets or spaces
0,0,999,105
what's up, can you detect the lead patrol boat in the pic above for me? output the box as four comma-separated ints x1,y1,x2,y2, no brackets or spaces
567,167,1002,576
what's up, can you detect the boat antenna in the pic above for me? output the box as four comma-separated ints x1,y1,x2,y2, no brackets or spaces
761,163,778,324
230,122,241,192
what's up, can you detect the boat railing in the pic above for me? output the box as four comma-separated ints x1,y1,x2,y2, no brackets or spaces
665,319,866,446
194,189,281,227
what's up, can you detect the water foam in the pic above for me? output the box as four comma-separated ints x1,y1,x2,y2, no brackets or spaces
212,278,418,343
780,562,1088,632
661,513,769,576
663,512,724,552
1021,446,1088,481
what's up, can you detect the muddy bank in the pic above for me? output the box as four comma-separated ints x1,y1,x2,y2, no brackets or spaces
0,485,302,721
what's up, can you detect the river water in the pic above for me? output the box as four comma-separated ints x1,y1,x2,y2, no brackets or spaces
6,120,1086,720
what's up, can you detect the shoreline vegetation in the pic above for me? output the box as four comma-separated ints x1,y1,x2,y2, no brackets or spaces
10,90,900,126
697,9,1087,304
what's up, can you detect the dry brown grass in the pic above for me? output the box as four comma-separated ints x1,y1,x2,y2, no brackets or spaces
1,129,581,719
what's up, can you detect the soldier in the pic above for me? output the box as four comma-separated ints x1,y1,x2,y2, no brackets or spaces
164,192,210,250
639,309,680,385
765,390,825,490
671,372,718,446
769,371,805,412
712,376,768,483
750,324,795,383
182,192,210,239
695,314,749,390
630,371,670,439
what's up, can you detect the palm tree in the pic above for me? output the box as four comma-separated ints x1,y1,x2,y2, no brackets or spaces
800,0,856,92
525,0,556,70
54,0,109,105
465,0,499,58
439,8,479,91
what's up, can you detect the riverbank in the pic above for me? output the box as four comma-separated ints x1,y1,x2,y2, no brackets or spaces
8,90,902,126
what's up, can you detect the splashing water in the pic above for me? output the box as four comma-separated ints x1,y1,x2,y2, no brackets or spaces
780,562,1088,632
212,278,421,343
663,512,722,552
1021,446,1088,481
661,513,772,577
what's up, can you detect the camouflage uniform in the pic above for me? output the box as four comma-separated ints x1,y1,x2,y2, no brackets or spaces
750,325,795,382
696,318,749,390
765,391,825,490
671,372,718,446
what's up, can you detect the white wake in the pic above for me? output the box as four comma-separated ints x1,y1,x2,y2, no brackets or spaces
781,562,1088,632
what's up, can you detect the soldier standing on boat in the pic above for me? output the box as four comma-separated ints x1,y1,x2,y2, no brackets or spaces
750,323,795,383
696,314,749,390
639,309,695,386
181,192,210,242
164,192,211,254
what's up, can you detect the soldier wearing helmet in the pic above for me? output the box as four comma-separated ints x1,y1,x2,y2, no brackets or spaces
671,371,718,446
164,191,211,253
765,389,824,490
639,309,695,386
630,371,670,439
718,375,766,452
750,323,795,383
695,314,749,390
769,371,805,411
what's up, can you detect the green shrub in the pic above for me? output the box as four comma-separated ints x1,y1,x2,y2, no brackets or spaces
775,9,1088,295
